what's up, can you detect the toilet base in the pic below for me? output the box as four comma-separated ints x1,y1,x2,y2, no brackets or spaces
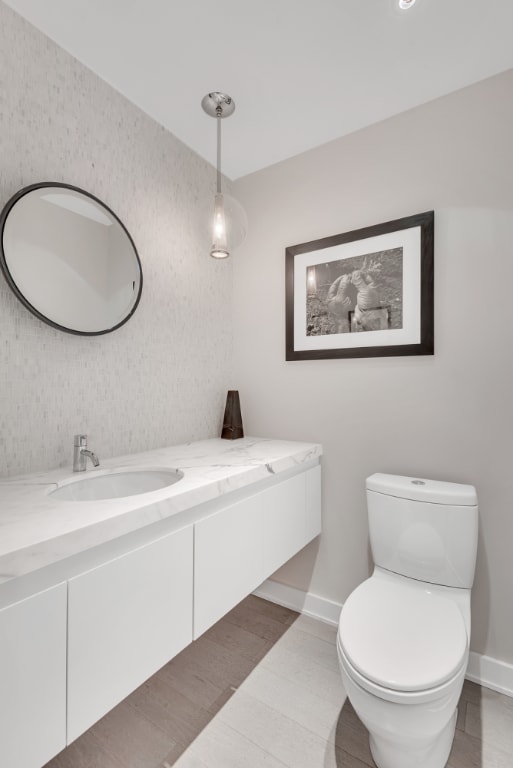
368,709,457,768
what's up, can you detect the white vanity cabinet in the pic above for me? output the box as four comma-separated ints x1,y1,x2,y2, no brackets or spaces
194,465,321,638
67,525,193,743
0,438,322,767
0,582,67,768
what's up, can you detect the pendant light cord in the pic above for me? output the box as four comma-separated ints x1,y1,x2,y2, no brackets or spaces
216,111,222,194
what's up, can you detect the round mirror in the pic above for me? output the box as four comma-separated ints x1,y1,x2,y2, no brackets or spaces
0,182,142,335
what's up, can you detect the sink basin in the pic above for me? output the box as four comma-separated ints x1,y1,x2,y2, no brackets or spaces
49,468,184,501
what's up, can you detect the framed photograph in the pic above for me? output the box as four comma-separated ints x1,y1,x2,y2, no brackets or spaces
285,211,434,360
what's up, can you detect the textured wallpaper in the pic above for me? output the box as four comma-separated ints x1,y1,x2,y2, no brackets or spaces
0,3,234,476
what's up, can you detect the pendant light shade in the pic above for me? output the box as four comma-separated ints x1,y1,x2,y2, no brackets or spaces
202,92,247,259
211,192,229,259
210,192,247,259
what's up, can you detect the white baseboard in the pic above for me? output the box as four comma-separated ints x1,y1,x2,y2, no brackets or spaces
253,578,513,698
466,651,513,698
253,578,342,626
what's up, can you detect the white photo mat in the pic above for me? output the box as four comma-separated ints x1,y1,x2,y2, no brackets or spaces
285,211,434,360
294,228,420,351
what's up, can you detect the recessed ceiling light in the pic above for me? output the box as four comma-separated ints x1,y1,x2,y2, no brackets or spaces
399,0,417,9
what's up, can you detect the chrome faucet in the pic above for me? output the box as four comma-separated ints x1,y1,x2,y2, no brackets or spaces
73,434,100,472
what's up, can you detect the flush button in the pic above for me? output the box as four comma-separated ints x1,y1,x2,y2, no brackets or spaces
411,480,425,485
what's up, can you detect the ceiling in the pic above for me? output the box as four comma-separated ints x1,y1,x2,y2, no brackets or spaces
4,0,513,179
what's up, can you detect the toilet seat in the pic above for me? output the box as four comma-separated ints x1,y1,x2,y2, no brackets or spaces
338,575,468,696
338,639,467,705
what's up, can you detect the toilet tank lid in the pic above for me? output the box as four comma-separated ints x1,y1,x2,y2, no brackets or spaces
366,473,477,506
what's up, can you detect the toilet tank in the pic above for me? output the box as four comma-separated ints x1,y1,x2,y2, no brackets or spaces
366,473,478,588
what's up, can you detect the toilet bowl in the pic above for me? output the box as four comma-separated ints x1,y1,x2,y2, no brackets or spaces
337,474,478,768
338,568,469,768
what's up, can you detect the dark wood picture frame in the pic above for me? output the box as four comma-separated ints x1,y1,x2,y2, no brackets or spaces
285,211,434,360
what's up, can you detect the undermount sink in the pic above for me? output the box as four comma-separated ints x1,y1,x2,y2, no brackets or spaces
49,468,184,501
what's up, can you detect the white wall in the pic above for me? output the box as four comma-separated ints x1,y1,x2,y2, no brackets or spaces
0,3,233,476
233,69,513,665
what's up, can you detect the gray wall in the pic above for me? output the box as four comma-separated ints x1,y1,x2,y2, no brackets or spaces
233,69,513,665
0,3,233,476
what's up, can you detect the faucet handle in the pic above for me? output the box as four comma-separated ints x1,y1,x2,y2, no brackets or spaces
74,434,87,447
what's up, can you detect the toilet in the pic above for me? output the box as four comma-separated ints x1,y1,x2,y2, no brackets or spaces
337,473,478,768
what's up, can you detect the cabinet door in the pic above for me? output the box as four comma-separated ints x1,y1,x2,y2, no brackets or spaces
0,582,67,768
194,466,322,638
262,472,308,577
194,493,264,638
262,466,322,577
67,525,193,743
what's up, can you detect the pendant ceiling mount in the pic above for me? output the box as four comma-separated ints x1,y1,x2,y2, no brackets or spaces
201,92,236,119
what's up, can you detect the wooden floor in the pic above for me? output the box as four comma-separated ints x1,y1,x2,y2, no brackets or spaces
45,595,513,768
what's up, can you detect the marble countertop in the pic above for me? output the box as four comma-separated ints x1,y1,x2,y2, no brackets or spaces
0,437,322,584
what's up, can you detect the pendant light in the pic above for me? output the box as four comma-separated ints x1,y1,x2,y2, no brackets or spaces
202,92,247,259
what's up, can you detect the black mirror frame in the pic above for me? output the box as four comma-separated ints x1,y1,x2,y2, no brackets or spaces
0,181,143,336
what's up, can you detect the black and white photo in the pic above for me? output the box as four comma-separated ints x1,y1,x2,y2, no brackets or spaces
286,211,434,360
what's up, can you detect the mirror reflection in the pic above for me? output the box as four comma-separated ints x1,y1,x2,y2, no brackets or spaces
0,183,142,335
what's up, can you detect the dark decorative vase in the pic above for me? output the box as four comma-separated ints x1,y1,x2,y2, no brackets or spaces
221,390,244,440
